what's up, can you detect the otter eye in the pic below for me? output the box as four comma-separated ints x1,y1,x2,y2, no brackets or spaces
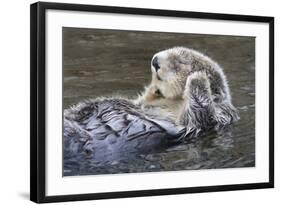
177,58,187,64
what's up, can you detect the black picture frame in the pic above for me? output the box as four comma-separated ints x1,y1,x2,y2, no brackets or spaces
30,1,274,203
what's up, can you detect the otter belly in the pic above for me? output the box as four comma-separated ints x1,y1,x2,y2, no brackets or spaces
64,98,186,174
141,98,185,122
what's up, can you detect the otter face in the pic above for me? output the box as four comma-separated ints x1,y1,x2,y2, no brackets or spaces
150,47,192,99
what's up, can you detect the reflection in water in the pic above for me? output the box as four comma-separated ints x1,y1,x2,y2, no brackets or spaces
63,28,255,176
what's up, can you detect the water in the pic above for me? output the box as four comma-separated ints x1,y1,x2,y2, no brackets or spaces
63,28,255,176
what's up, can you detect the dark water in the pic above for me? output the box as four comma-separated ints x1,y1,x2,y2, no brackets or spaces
63,28,255,176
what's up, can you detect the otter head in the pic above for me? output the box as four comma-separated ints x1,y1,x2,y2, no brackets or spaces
150,47,192,99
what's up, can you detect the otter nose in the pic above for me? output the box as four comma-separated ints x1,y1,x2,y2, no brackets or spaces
152,56,160,72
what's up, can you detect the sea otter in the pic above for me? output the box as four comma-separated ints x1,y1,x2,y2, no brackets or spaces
64,47,239,166
134,47,239,137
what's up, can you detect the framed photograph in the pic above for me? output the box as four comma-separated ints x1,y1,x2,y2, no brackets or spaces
30,2,274,203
